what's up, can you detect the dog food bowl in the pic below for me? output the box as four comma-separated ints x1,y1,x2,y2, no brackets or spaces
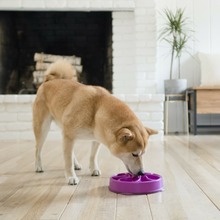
109,172,163,195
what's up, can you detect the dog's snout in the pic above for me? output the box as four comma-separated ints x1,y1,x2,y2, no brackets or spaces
137,169,145,176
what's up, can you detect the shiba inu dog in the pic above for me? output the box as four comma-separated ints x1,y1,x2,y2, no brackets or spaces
33,60,157,185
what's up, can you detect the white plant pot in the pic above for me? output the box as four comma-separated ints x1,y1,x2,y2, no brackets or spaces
164,79,187,94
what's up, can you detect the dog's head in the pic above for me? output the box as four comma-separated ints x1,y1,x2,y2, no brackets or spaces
110,126,158,175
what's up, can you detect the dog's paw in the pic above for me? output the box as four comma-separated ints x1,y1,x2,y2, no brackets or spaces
36,169,44,173
91,169,101,176
74,163,82,170
68,176,79,185
35,167,44,173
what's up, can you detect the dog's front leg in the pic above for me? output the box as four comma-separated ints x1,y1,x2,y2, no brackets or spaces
90,141,101,176
63,136,79,185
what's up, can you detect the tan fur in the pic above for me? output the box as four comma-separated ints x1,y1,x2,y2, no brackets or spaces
33,60,157,185
44,59,77,82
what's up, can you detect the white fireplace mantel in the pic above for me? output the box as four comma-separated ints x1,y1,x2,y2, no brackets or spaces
0,0,135,11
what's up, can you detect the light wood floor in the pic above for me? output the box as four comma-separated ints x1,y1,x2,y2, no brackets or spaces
0,136,220,220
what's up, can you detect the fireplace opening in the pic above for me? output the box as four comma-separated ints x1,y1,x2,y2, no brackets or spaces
0,11,112,94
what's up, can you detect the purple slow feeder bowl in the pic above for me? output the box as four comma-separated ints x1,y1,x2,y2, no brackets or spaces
109,172,163,195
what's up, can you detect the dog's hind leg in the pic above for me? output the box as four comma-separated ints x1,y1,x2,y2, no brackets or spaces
63,135,79,185
90,141,101,176
73,154,82,170
33,103,52,173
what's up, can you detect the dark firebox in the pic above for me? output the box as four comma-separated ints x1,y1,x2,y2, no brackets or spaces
0,11,112,94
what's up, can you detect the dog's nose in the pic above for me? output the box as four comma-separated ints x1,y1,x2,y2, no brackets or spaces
137,170,144,176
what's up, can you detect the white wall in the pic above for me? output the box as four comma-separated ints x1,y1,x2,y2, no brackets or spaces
156,0,220,132
112,0,158,95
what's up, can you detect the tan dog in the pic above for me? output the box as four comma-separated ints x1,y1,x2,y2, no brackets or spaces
33,60,158,185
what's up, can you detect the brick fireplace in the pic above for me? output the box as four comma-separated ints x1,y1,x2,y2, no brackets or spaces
0,0,164,140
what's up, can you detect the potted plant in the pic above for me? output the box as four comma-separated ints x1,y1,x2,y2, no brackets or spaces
159,8,192,94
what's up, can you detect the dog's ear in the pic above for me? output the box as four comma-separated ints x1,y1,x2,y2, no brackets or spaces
145,127,158,136
117,128,134,143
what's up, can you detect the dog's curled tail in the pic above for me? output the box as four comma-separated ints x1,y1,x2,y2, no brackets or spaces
44,60,77,82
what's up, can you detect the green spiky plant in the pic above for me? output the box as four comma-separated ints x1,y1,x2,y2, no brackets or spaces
159,8,192,79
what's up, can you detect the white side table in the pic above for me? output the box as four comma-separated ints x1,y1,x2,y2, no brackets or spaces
164,94,189,135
